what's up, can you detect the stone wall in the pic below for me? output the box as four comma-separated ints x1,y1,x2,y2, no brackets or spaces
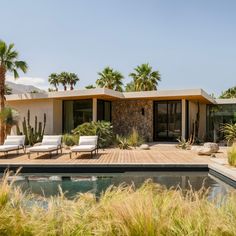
112,100,153,141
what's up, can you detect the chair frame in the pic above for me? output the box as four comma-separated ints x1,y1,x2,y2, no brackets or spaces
69,144,98,159
0,145,26,158
27,145,62,159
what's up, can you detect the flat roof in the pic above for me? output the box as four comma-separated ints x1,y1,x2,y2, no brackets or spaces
215,99,236,104
5,88,217,104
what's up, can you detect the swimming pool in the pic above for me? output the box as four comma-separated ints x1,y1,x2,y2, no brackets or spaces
10,171,232,199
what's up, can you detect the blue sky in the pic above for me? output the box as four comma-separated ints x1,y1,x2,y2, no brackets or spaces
1,0,236,95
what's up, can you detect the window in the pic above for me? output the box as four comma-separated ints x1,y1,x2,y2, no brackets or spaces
63,99,92,133
97,100,112,122
206,104,236,141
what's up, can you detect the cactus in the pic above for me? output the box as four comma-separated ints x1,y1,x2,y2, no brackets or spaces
16,124,21,135
18,110,46,145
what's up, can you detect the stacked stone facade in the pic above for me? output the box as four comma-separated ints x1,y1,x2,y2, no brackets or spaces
112,100,153,141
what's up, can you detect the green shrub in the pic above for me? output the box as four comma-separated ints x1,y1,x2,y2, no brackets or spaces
127,127,144,147
116,135,130,149
72,121,113,148
228,144,236,166
62,134,79,146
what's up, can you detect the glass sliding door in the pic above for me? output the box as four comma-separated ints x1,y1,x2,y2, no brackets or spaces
154,102,168,139
63,99,92,133
154,101,182,141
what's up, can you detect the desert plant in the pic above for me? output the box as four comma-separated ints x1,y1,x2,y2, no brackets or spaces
127,127,144,147
221,123,236,145
72,121,113,148
228,144,236,166
176,137,192,150
116,135,130,149
17,110,46,145
62,134,79,147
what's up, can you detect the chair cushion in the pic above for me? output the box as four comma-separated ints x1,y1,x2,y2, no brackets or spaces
4,135,25,146
42,135,62,146
4,139,22,146
79,136,98,146
0,145,20,151
28,145,59,152
71,145,96,152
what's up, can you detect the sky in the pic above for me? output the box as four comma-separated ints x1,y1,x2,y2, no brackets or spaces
1,0,236,96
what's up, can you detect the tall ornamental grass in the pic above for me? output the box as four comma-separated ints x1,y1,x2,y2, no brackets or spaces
228,144,236,166
0,172,236,235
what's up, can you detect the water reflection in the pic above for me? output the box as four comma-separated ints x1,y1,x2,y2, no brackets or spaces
11,171,233,199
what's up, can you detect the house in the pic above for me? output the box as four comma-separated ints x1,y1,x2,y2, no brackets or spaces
5,88,236,142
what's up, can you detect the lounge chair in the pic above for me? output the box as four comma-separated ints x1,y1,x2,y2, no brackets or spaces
70,136,98,159
0,135,25,157
27,135,62,159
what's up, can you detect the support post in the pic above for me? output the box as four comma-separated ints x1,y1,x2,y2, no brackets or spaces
92,98,97,122
181,99,186,139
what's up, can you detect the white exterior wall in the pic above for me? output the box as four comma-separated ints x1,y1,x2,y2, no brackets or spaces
7,99,60,135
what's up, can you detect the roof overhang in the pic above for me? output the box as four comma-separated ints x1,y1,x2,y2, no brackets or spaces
5,88,215,104
122,89,215,103
215,98,236,105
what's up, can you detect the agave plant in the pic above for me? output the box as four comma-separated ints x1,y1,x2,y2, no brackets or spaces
221,123,236,145
176,137,192,150
116,134,130,149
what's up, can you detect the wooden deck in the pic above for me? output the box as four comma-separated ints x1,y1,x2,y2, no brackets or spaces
0,144,213,165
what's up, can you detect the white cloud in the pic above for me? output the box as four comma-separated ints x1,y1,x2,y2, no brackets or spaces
6,76,49,90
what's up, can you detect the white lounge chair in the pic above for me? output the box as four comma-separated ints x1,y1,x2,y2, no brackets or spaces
27,135,62,159
0,135,25,157
70,136,98,159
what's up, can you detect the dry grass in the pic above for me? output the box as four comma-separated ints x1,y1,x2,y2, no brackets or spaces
0,171,235,235
228,144,236,166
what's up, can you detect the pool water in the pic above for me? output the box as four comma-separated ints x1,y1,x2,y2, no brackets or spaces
11,171,233,199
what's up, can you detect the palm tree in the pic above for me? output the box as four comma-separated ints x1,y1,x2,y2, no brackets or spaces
59,72,69,91
85,84,96,89
220,86,236,98
125,81,135,92
129,63,161,91
67,73,79,90
0,40,28,143
96,67,124,91
48,73,59,91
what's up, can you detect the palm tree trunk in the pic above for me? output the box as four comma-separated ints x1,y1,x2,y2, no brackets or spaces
0,66,6,144
70,84,73,90
63,85,67,91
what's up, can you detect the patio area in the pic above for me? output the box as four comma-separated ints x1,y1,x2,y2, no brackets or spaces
0,143,218,165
